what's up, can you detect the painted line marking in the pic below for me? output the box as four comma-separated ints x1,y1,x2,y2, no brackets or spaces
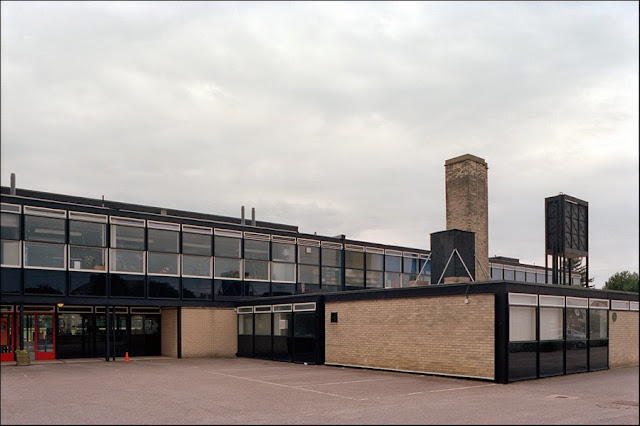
206,370,361,401
429,383,497,393
296,377,397,387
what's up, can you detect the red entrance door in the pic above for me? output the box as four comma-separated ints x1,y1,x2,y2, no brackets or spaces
24,314,56,360
1,313,15,362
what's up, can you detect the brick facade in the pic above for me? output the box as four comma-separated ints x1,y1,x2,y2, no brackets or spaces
608,310,639,367
181,307,237,358
161,307,178,358
325,294,495,379
445,154,490,281
160,307,237,358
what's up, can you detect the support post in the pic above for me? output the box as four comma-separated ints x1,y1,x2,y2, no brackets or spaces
105,304,110,362
19,304,24,350
177,306,182,359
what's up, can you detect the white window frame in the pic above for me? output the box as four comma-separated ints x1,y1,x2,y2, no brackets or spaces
508,293,538,306
588,298,609,310
611,300,630,311
109,248,146,275
237,306,253,314
68,245,107,273
244,232,270,241
68,211,108,223
147,252,180,277
271,235,296,244
293,302,316,312
243,259,270,282
23,242,67,270
566,297,588,308
214,257,243,280
109,216,145,227
1,240,22,268
254,305,272,313
181,254,213,279
1,203,21,213
630,301,639,311
539,295,565,307
297,238,320,247
272,304,292,313
23,206,66,218
182,224,213,235
147,220,180,231
321,241,343,249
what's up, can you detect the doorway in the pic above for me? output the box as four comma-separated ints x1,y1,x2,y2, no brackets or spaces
23,313,55,360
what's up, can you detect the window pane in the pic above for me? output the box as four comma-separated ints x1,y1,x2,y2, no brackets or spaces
1,240,20,266
322,266,342,286
238,314,253,335
182,278,212,300
272,262,295,282
366,271,383,288
385,255,402,272
298,246,319,265
418,258,431,275
244,239,269,260
111,225,144,250
322,248,342,267
148,252,179,275
69,221,106,247
385,272,401,288
255,313,271,336
345,268,364,286
148,276,180,298
402,273,418,287
111,249,144,273
536,272,546,283
504,268,515,280
182,233,212,256
24,242,65,268
566,308,587,340
244,260,269,280
366,253,384,271
515,270,526,282
25,216,66,243
589,310,608,339
403,257,419,274
345,251,364,269
509,306,536,341
540,307,563,340
148,229,179,253
272,243,295,262
215,236,240,258
298,264,320,284
1,213,20,240
182,255,211,277
69,246,106,271
491,267,503,280
215,257,241,278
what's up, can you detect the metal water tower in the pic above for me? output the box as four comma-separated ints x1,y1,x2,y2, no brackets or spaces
545,194,589,285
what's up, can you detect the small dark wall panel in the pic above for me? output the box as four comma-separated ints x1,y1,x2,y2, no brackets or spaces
566,341,588,374
508,342,537,381
539,340,564,377
237,335,253,357
589,340,608,371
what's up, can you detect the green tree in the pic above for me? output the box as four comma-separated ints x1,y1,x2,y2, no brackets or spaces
604,271,639,293
568,257,594,288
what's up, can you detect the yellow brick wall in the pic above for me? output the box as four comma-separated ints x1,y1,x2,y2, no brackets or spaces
609,310,639,367
181,307,237,358
161,308,178,358
325,294,495,379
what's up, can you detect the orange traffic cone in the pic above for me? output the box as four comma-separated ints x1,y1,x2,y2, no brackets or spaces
124,352,130,362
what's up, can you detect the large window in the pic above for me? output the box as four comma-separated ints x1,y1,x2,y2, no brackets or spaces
244,235,270,281
271,238,295,283
298,242,320,286
182,225,212,278
1,210,21,240
68,212,107,272
110,218,145,274
365,250,384,288
1,240,20,267
384,252,402,288
402,253,420,287
23,207,67,270
214,232,241,279
345,247,365,288
321,245,343,288
147,222,180,276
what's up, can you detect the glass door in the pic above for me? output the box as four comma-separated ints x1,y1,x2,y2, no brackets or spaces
1,313,15,362
23,314,56,360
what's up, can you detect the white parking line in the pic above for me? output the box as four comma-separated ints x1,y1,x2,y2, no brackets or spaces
298,377,397,387
429,383,496,393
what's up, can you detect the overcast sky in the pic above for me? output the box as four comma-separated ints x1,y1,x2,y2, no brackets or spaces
1,1,638,288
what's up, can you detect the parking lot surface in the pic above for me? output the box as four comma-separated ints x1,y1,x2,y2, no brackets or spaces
1,357,638,424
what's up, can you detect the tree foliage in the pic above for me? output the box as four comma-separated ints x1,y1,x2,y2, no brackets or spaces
604,271,639,293
568,257,594,288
